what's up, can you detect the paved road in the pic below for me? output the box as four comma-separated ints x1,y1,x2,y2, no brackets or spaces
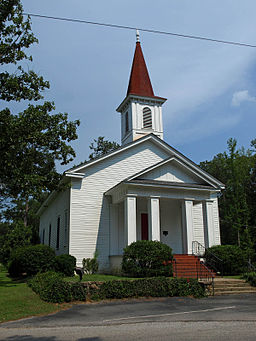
1,294,256,340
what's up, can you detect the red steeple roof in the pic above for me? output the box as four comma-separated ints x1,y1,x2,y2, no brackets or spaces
127,42,155,98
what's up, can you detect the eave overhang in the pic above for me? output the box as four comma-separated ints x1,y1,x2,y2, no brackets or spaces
116,93,167,113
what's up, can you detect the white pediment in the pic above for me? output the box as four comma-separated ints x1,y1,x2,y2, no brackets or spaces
130,157,214,187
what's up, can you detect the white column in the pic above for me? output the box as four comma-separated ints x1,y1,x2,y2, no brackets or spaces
183,199,194,254
203,200,215,247
124,195,137,246
148,196,160,241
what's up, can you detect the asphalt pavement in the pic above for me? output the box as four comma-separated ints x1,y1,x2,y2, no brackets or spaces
1,294,256,340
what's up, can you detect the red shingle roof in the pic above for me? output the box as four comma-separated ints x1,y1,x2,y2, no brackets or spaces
127,42,155,98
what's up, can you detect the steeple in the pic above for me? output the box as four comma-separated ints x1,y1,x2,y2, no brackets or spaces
117,31,166,146
126,33,155,98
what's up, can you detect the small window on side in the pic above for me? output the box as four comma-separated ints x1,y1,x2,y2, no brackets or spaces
49,224,51,247
125,111,129,133
64,210,68,247
56,217,60,249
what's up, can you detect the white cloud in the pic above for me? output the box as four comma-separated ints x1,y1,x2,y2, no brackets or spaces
231,90,256,107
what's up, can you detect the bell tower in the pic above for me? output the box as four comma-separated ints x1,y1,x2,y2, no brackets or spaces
117,31,166,145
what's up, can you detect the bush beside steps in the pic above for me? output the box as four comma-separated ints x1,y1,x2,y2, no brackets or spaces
28,271,205,303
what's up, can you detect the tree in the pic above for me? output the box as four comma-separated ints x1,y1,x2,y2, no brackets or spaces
0,1,80,226
89,136,120,160
200,138,255,253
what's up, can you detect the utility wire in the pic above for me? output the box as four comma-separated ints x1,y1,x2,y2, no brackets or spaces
23,12,256,48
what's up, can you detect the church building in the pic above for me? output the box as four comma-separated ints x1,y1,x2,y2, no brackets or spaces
38,32,224,270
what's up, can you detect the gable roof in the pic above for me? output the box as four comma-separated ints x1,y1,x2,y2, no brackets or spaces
125,156,221,188
65,133,225,189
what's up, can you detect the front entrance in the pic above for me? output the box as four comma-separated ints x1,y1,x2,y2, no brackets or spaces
141,213,148,240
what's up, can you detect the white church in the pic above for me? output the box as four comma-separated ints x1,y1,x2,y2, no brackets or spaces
38,33,224,271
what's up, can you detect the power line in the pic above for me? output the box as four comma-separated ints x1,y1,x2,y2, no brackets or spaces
23,12,256,48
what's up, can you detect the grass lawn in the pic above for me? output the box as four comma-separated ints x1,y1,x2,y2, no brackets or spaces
65,273,137,282
0,265,67,323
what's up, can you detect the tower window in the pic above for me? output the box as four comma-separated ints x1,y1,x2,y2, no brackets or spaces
125,111,129,133
143,107,152,129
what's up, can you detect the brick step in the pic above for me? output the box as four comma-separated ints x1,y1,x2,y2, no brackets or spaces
176,263,200,269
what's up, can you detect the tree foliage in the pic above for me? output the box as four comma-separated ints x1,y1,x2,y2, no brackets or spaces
200,138,256,253
0,0,80,227
0,0,49,100
89,136,120,160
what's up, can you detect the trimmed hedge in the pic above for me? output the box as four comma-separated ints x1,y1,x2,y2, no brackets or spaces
205,245,247,275
8,244,56,277
29,273,205,303
28,271,72,303
122,240,173,277
54,254,76,277
86,277,205,300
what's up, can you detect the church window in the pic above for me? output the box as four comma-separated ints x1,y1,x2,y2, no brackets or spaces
125,111,129,133
42,229,45,244
64,210,68,247
56,217,60,249
143,107,152,129
49,224,51,247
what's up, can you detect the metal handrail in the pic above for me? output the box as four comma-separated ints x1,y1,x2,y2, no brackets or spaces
172,258,178,277
192,240,224,277
197,260,215,296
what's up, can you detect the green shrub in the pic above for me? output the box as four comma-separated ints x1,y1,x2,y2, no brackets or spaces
122,240,173,277
54,254,76,276
243,272,256,287
85,277,205,300
205,245,247,275
8,244,56,277
29,275,204,303
70,282,86,301
82,251,99,274
28,271,72,303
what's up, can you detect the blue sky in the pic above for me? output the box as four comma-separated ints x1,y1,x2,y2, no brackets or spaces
16,1,256,171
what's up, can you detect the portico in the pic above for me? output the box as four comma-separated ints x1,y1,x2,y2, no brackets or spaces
106,179,220,270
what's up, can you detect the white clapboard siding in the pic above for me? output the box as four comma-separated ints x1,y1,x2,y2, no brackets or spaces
213,197,221,245
70,139,170,268
192,202,205,246
39,188,70,256
139,162,204,184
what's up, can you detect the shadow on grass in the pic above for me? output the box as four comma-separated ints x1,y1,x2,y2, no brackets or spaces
0,269,27,288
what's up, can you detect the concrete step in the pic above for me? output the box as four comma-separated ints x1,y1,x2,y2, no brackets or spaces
215,286,256,292
213,278,256,295
215,290,256,295
215,282,251,288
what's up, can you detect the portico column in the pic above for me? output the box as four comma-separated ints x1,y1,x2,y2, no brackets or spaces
148,196,160,241
182,199,193,254
124,195,137,246
203,200,215,248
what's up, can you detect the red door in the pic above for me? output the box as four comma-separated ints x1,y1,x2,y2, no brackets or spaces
141,213,148,240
